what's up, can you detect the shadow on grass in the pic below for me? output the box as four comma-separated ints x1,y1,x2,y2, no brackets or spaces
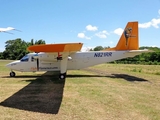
82,68,149,82
110,74,148,82
2,71,60,79
67,74,148,82
0,72,65,114
67,74,105,78
0,71,148,114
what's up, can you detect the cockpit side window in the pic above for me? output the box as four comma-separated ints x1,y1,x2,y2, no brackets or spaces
20,55,29,62
31,53,38,62
31,56,34,62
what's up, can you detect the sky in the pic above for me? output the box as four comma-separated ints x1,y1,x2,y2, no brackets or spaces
0,0,160,52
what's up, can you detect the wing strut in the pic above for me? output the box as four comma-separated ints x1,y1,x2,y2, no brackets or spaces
36,58,39,71
58,53,69,79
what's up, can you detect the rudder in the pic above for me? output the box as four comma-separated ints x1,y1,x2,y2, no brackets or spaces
107,21,139,51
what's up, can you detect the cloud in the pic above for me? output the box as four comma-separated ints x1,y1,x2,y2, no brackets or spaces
77,33,85,38
114,28,123,36
138,10,160,29
151,45,157,47
95,30,109,38
139,18,160,28
139,22,151,28
86,25,98,31
81,46,93,52
77,33,91,40
152,18,160,28
110,41,113,44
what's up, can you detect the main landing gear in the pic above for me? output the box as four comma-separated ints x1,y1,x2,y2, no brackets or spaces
59,73,66,80
57,52,68,80
10,71,16,77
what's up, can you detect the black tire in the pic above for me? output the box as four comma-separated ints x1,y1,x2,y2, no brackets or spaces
10,71,16,77
59,73,66,80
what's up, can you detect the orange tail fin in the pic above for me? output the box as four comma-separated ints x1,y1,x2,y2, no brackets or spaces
107,21,139,51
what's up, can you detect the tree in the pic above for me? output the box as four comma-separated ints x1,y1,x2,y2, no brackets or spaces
93,46,104,51
0,52,3,59
104,46,110,49
30,39,34,45
35,39,45,45
2,38,46,60
3,38,29,60
114,46,160,64
28,39,46,46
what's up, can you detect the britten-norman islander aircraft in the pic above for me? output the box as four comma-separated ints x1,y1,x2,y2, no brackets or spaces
6,21,150,79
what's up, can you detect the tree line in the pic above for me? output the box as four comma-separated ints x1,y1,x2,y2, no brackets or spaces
0,38,45,60
0,39,160,65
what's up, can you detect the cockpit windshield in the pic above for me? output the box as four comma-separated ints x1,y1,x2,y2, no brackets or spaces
20,55,29,62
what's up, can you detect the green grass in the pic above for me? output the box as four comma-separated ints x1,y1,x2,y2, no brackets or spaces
0,61,160,120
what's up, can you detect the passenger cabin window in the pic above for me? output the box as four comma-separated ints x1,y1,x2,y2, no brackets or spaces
20,55,29,62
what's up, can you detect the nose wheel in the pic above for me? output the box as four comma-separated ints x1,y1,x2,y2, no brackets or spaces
59,73,66,80
10,71,16,77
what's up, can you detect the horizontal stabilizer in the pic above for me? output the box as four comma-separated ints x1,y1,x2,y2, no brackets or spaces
124,49,154,57
127,49,154,53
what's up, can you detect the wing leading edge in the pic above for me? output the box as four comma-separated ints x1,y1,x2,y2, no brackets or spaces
27,43,83,52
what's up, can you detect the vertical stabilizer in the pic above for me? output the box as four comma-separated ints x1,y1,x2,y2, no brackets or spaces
107,21,139,51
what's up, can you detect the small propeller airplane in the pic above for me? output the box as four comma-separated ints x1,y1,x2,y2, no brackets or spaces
0,27,21,34
6,21,151,79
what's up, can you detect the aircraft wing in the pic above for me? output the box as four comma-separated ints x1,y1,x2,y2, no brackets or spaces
27,43,83,78
27,43,83,53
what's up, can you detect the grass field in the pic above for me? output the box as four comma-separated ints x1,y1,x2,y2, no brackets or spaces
0,60,160,120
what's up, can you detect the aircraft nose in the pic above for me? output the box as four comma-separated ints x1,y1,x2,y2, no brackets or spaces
6,63,12,68
6,61,18,69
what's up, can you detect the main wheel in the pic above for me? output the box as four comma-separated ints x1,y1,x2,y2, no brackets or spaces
10,71,16,77
59,73,66,80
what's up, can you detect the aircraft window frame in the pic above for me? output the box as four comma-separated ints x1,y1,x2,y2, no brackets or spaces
31,56,34,62
31,53,38,62
20,55,29,62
